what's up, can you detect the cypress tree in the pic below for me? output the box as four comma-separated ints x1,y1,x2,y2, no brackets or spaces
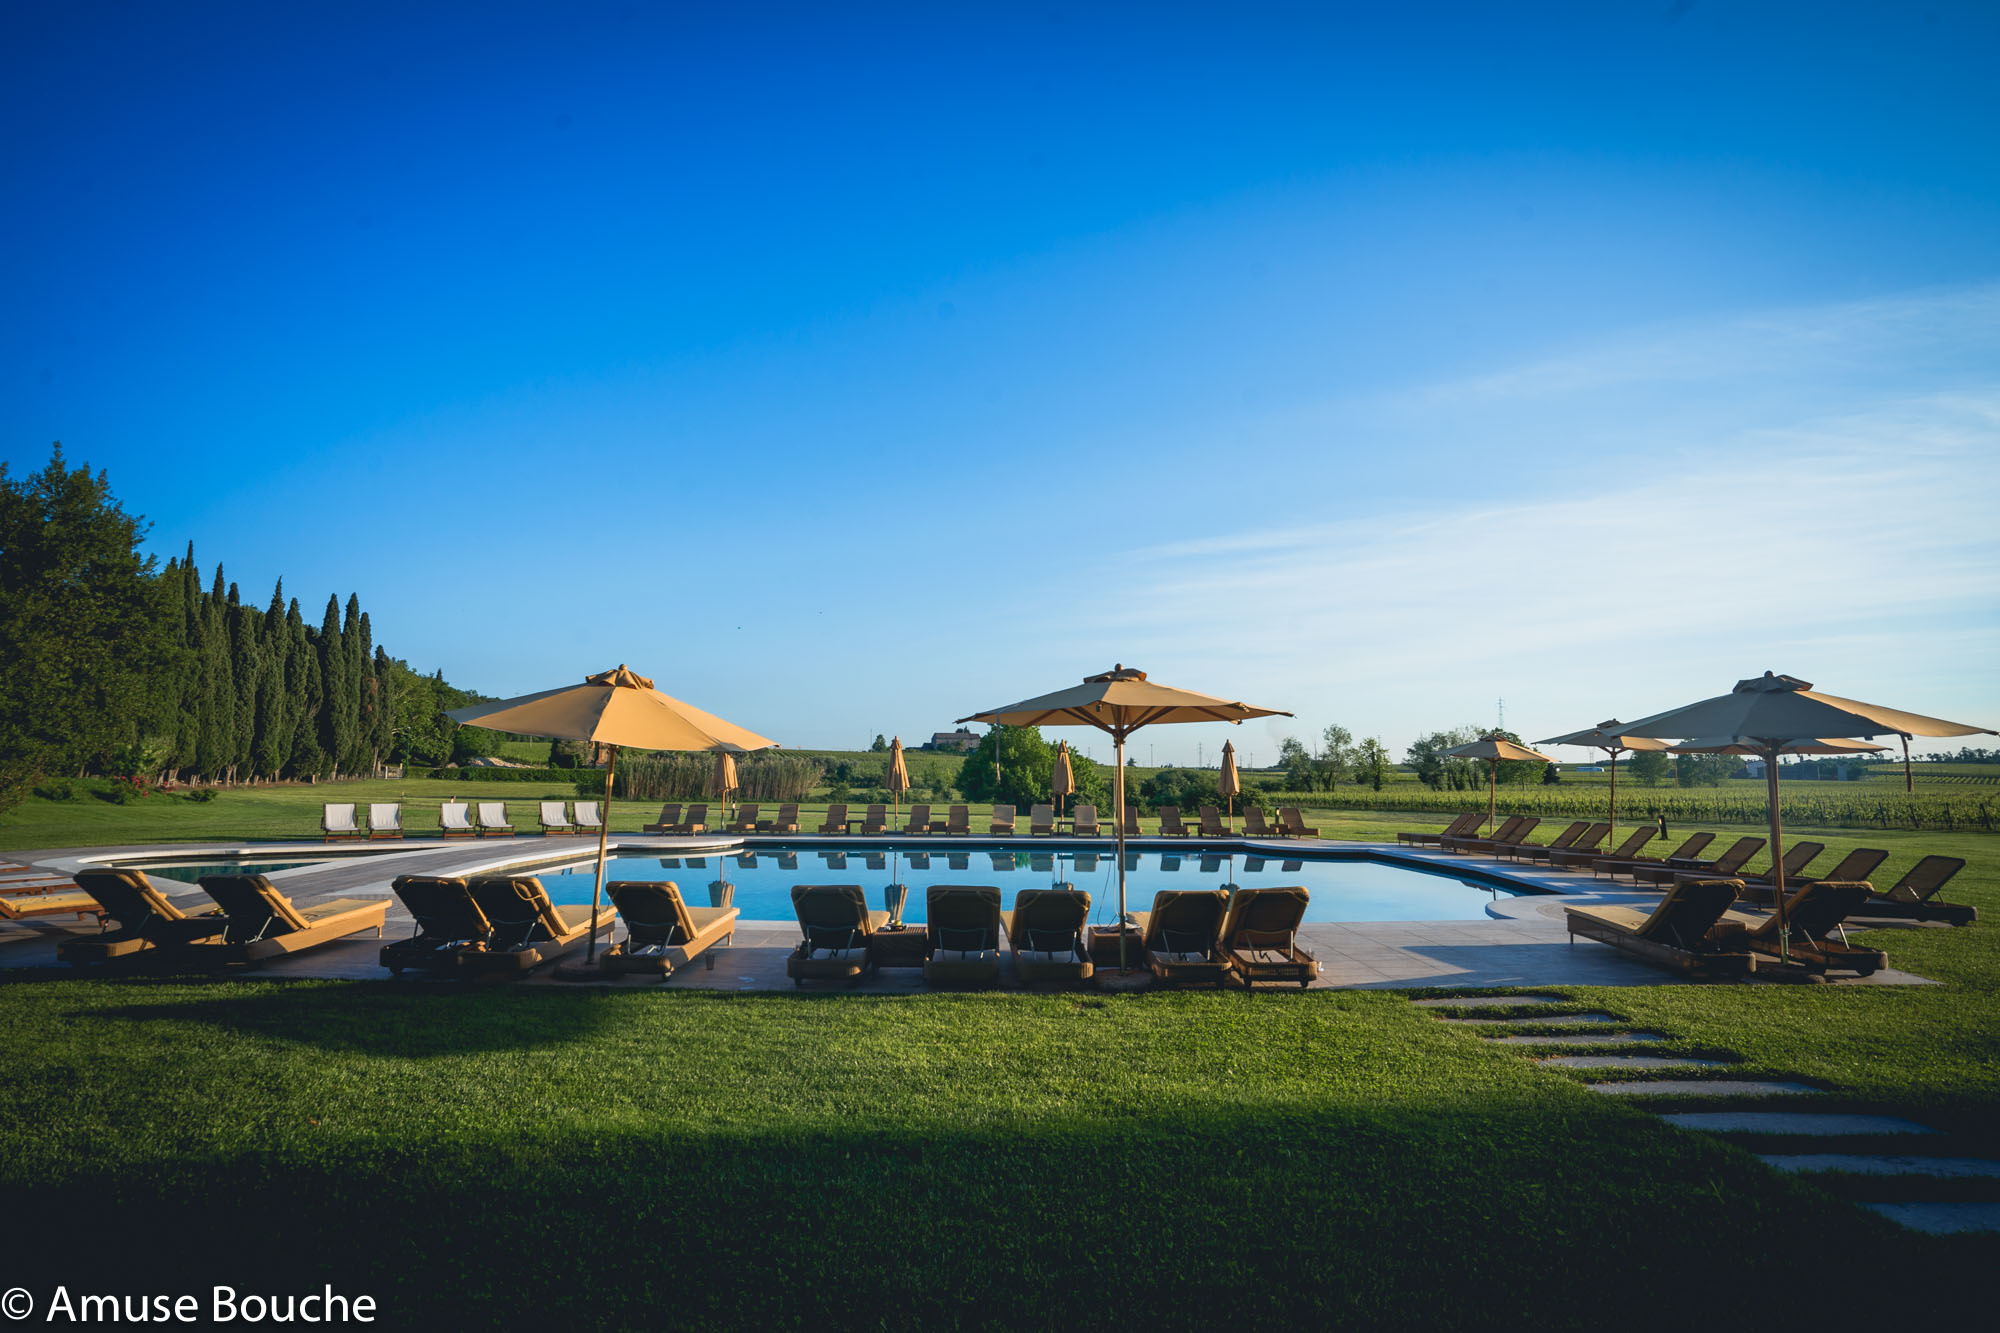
227,583,258,781
370,645,397,770
195,567,234,779
341,595,368,775
168,545,204,777
317,595,353,780
286,600,325,777
254,581,292,778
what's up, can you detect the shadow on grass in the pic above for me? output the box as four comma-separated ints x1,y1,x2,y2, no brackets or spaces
3,1105,1987,1332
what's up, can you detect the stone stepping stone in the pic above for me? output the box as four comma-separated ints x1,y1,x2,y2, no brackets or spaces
1760,1154,2000,1179
1660,1112,1937,1136
1412,995,1563,1009
1539,1055,1726,1070
1862,1202,2000,1235
1486,1032,1667,1046
1442,1012,1620,1027
1585,1079,1819,1098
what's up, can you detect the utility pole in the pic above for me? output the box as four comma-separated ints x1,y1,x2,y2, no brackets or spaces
1497,697,1505,733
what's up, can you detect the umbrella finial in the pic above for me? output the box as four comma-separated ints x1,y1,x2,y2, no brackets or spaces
1736,671,1812,694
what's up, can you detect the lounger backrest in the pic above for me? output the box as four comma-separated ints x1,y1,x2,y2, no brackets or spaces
466,876,569,945
369,803,401,830
1282,808,1318,834
606,880,695,947
541,802,570,825
1220,887,1309,950
657,803,682,826
776,803,799,823
575,802,602,825
1569,823,1611,851
1448,811,1484,837
1074,804,1098,828
1884,855,1965,903
926,885,1001,953
323,803,358,831
76,868,187,926
1765,880,1870,941
825,803,847,823
1030,805,1053,830
865,804,886,824
1778,841,1825,876
441,802,473,828
907,804,929,824
1637,879,1740,949
199,874,311,936
1816,849,1888,884
1709,837,1764,874
685,803,709,824
1503,817,1540,843
391,876,488,941
1243,807,1272,835
791,884,873,948
1601,827,1654,859
1143,889,1227,955
478,802,509,825
992,804,1014,824
1662,832,1715,862
1010,887,1090,951
1544,821,1590,851
738,803,759,822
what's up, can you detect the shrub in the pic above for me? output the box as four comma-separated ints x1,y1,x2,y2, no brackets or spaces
184,786,219,803
32,780,74,802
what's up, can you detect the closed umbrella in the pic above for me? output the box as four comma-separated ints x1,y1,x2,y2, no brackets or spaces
711,750,740,829
447,665,777,965
1535,721,1672,844
1051,741,1075,822
1219,740,1241,821
958,664,1290,974
887,737,912,829
1620,672,1993,955
1441,735,1558,839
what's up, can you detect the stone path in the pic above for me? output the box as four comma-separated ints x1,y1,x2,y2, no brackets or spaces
1413,991,2000,1235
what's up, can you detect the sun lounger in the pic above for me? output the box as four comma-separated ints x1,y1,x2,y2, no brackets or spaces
1736,848,1888,904
1720,880,1888,975
322,802,363,841
185,875,388,965
1850,855,1973,926
817,802,849,835
1397,811,1481,848
727,804,761,835
439,801,477,838
1141,889,1233,987
1280,808,1321,838
1072,804,1101,837
1564,879,1756,975
1243,806,1281,839
1453,816,1544,857
1001,887,1093,984
643,803,683,834
475,802,514,837
761,803,800,834
943,804,970,835
574,801,604,834
786,884,889,985
0,889,102,922
1627,836,1765,888
1593,832,1716,880
1219,886,1319,988
1549,824,1649,870
1197,806,1228,838
923,885,1002,986
368,803,403,839
539,801,577,835
901,803,932,835
380,876,491,974
600,880,740,976
58,869,223,964
1028,804,1054,836
1499,820,1590,863
461,875,600,974
1442,814,1527,853
672,803,710,835
1157,806,1191,837
1739,841,1826,887
1510,822,1608,865
860,804,889,836
1122,804,1142,837
988,804,1016,836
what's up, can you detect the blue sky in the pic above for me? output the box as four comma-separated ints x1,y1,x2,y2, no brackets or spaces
6,1,1997,763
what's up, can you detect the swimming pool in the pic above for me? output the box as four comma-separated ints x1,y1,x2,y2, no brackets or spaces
122,856,334,885
526,843,1545,923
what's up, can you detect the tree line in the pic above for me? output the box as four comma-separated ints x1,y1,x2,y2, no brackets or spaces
0,445,481,809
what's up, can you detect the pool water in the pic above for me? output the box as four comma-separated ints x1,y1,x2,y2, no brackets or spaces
128,859,331,885
529,843,1541,924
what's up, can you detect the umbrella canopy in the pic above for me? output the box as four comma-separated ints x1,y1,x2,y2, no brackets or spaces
1219,740,1241,818
1443,735,1557,837
1051,741,1075,817
1620,672,1992,953
1537,720,1673,843
446,665,778,965
711,748,740,805
1668,736,1887,757
959,665,1290,973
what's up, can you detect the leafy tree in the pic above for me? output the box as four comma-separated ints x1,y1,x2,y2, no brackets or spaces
1406,726,1480,791
1541,761,1561,784
1317,724,1356,789
870,734,887,752
1628,750,1672,788
1675,753,1744,787
957,725,1089,811
1357,738,1390,791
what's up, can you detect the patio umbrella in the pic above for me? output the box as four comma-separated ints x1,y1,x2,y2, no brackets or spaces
1535,721,1671,845
887,736,911,830
447,665,778,964
1219,740,1241,821
958,664,1290,973
1620,672,1993,954
1051,741,1075,822
711,750,740,829
1442,735,1558,838
1667,736,1887,758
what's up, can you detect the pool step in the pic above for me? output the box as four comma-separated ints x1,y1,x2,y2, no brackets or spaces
1659,1112,1938,1136
1484,1031,1667,1046
1760,1155,2000,1179
1538,1055,1726,1070
1582,1079,1819,1098
1411,995,1564,1009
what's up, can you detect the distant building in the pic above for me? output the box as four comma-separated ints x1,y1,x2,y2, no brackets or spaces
927,729,980,752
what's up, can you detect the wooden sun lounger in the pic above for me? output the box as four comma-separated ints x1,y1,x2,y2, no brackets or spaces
1142,889,1233,987
460,876,601,974
1593,832,1716,880
1398,811,1481,848
1001,887,1093,985
1243,806,1281,839
727,804,761,835
786,884,889,985
817,803,849,835
1736,848,1888,904
0,888,103,922
185,875,388,965
380,876,490,974
1072,804,1102,836
901,803,933,835
643,803,683,834
1197,806,1229,838
322,802,363,841
1442,814,1525,853
1719,881,1888,976
1627,836,1765,889
1028,804,1055,836
1122,804,1143,837
1499,820,1590,863
1510,822,1608,864
1739,841,1827,887
761,803,800,834
475,802,515,837
1157,806,1191,837
1548,825,1649,871
1219,886,1319,989
368,803,403,839
574,801,604,834
1280,808,1321,838
672,803,710,835
988,805,1016,836
1565,879,1756,975
438,801,477,838
539,801,577,835
860,805,889,836
600,880,739,976
944,805,971,835
1852,855,1973,926
1452,816,1543,857
59,869,223,964
924,886,1002,987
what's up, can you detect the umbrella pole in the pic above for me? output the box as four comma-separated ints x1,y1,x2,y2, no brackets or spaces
1488,758,1496,835
1608,747,1618,845
1114,732,1128,973
1902,734,1913,794
587,744,617,964
1763,743,1788,961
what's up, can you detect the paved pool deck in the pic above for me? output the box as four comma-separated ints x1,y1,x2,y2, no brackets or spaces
0,834,1941,991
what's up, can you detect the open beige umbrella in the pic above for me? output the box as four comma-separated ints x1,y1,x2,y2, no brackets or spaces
1050,741,1075,822
887,737,911,830
1620,671,1993,954
1536,721,1671,844
1219,740,1241,821
1668,736,1887,758
711,750,740,829
447,665,777,965
958,664,1290,973
1441,735,1558,838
